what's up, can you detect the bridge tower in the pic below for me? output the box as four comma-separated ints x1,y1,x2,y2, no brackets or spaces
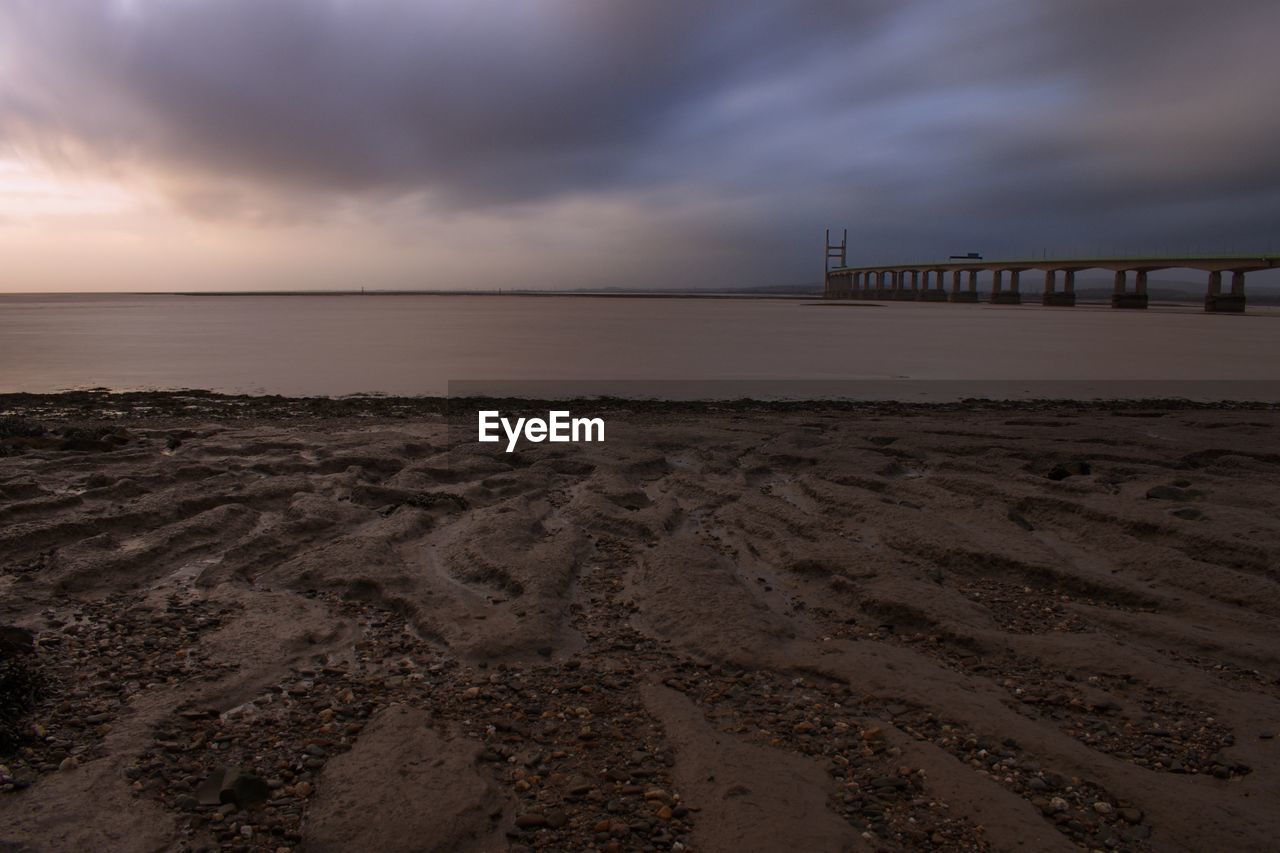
824,229,847,298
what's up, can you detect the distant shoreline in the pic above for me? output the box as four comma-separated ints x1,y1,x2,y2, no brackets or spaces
6,289,1280,304
169,290,822,299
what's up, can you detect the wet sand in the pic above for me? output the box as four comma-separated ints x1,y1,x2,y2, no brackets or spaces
1,394,1279,852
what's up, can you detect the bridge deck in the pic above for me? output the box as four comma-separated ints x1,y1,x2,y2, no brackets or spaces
823,255,1277,312
829,255,1280,274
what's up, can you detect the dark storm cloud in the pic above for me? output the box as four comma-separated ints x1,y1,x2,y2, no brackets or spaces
2,0,1279,274
0,0,894,207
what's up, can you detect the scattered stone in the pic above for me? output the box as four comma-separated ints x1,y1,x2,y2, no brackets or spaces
514,813,548,829
196,768,227,806
0,626,35,656
220,767,270,808
1047,461,1091,480
1007,510,1034,531
1146,485,1203,502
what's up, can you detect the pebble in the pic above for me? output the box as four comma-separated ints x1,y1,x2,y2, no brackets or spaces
1047,461,1091,480
514,813,548,829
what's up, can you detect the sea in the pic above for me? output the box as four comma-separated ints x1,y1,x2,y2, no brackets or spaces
2,293,1279,401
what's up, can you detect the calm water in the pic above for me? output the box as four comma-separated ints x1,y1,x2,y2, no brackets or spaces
2,293,1279,400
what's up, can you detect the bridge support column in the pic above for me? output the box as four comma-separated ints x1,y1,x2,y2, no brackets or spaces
1042,269,1076,306
1112,270,1148,309
991,269,1021,304
890,270,912,300
920,269,947,301
950,269,979,302
1205,270,1246,312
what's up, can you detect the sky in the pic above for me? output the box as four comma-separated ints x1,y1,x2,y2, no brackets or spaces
1,0,1279,292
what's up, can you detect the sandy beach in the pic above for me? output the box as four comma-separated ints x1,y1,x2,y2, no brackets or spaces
2,393,1279,852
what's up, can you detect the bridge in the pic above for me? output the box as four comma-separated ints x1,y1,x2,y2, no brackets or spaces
822,238,1279,313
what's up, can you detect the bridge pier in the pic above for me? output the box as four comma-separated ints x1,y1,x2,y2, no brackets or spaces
1111,270,1148,309
906,271,920,300
920,269,947,301
951,269,979,302
1205,270,1246,312
1042,269,1076,306
892,270,916,300
952,272,977,302
990,269,1021,304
